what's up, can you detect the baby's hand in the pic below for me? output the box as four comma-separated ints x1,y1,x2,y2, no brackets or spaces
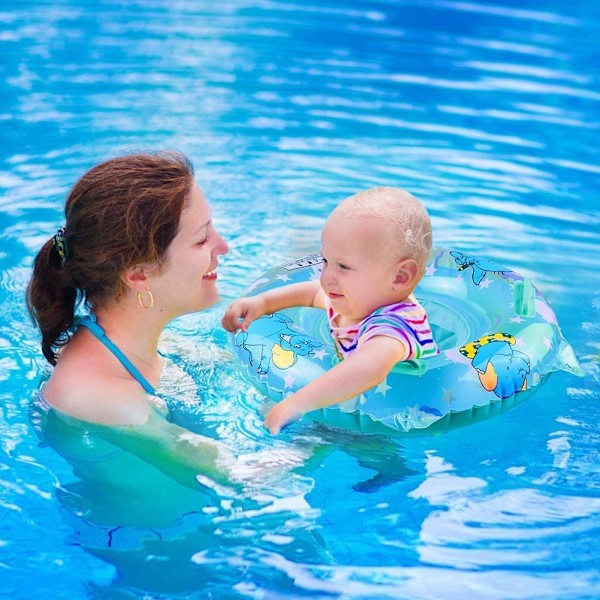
221,297,265,333
264,399,302,435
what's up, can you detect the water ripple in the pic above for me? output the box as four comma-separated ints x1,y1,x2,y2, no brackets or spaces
435,2,581,26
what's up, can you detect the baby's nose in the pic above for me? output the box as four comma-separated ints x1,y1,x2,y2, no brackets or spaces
320,264,332,284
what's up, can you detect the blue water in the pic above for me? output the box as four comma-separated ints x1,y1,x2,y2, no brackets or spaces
1,0,599,598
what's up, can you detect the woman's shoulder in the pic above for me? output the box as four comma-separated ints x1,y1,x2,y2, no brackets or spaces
44,373,154,426
43,340,155,426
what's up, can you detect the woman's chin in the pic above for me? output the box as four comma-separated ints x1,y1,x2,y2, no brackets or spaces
197,289,221,312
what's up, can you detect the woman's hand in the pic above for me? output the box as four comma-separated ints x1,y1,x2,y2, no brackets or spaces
264,398,303,435
221,296,266,332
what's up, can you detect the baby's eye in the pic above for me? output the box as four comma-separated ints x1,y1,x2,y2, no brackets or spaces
339,263,350,270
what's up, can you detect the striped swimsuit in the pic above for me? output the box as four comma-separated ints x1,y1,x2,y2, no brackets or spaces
327,297,438,361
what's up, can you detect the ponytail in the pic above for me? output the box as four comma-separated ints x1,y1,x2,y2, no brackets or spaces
26,151,194,366
26,236,78,365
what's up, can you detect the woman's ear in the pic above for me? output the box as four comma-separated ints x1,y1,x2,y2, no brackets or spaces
394,258,419,286
120,264,151,291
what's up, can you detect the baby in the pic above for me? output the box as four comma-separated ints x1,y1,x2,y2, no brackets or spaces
222,187,439,434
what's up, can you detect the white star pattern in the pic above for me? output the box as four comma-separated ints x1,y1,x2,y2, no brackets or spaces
510,316,524,324
515,336,525,347
312,348,327,360
276,273,291,283
375,380,392,396
425,265,437,277
479,278,493,289
283,372,296,388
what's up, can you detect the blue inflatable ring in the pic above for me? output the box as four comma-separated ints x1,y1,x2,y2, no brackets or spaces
230,249,582,434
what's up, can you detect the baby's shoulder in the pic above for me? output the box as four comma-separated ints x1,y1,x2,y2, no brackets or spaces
380,296,427,316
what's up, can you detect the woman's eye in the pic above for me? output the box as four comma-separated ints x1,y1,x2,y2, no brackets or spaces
197,237,209,246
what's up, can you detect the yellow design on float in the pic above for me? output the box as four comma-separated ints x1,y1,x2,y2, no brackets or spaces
271,344,297,369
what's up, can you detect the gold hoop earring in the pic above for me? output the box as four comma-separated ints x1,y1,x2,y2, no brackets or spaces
137,289,154,309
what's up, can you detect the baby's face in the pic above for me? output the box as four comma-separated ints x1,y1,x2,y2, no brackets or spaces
320,215,406,322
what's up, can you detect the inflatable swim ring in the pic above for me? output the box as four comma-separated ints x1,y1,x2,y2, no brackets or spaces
230,249,583,434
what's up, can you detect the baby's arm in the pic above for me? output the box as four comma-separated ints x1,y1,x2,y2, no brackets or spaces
264,335,408,434
222,280,323,333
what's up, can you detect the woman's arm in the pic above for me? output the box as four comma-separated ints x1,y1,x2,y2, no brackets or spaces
100,411,237,492
264,335,408,434
43,374,238,492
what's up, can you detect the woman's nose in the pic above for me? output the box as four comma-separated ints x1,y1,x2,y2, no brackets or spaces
213,229,229,255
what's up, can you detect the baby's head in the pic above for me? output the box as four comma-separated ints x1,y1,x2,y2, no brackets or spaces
327,187,432,279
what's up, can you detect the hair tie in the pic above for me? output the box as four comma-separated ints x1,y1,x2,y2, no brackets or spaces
53,226,68,267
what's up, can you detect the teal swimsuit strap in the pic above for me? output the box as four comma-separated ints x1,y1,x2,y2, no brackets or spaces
75,314,156,395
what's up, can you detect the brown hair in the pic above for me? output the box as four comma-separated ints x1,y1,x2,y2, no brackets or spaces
26,151,195,364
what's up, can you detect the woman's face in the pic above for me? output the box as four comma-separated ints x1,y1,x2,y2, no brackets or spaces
151,182,229,318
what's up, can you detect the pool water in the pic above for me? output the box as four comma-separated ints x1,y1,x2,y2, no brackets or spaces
1,0,599,598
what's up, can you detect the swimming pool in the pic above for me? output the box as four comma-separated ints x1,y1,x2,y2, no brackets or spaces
1,0,599,597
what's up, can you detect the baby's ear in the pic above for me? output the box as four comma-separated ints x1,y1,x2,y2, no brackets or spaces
394,258,419,285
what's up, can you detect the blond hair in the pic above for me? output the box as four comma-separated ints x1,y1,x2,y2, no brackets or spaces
328,187,432,275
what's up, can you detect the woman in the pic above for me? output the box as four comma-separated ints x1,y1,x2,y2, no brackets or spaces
27,151,232,491
24,152,402,594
